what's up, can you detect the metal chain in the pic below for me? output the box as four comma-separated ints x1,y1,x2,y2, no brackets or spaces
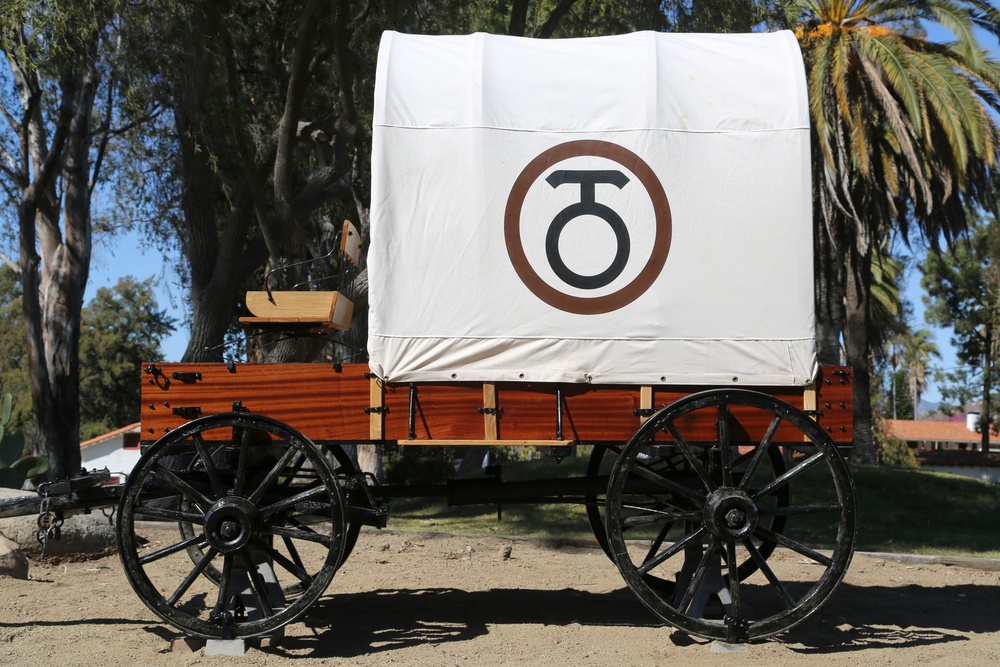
35,487,63,559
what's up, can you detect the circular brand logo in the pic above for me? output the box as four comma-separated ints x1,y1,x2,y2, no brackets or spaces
504,140,672,315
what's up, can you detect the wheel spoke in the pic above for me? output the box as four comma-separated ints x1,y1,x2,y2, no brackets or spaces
664,421,716,492
718,405,732,488
265,524,334,546
677,538,718,614
643,522,673,564
760,502,843,517
152,465,216,512
726,540,741,620
739,416,782,490
637,525,706,576
248,445,299,504
191,433,226,497
623,509,699,526
628,460,705,505
256,540,313,586
214,554,234,616
754,525,833,567
752,451,824,501
743,538,796,608
239,552,275,619
167,546,218,606
140,533,207,565
133,503,204,524
233,427,251,497
258,484,329,517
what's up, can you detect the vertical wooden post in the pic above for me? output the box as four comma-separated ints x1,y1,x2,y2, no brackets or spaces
483,383,499,440
369,376,385,440
639,386,654,424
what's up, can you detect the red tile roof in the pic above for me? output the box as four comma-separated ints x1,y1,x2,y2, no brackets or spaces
884,419,999,445
80,423,140,449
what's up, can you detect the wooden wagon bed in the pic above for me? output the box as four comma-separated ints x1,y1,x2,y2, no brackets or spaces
139,362,853,447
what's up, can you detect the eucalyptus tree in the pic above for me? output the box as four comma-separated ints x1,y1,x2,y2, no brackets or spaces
0,0,150,479
796,0,1000,462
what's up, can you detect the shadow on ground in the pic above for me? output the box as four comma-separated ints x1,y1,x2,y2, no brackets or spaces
266,577,999,659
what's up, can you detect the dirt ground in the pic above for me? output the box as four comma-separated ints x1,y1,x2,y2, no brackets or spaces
1,527,998,667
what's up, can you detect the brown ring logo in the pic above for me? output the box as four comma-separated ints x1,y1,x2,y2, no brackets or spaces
504,140,672,315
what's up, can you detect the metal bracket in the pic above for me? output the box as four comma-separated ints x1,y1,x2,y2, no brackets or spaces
171,371,202,383
633,408,657,417
477,407,504,415
364,406,390,415
172,406,202,418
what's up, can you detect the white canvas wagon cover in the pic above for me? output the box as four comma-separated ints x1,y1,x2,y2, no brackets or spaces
368,30,815,386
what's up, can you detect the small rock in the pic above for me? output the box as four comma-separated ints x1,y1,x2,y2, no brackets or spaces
499,545,512,560
0,536,29,579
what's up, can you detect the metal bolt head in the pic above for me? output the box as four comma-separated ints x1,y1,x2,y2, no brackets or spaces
725,508,746,529
219,520,241,540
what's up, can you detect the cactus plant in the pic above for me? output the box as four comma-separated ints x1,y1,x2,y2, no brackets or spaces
0,393,47,488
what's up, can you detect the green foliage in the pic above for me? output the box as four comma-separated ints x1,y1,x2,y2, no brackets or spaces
874,416,919,467
0,393,47,488
79,277,175,437
922,209,999,430
0,266,30,434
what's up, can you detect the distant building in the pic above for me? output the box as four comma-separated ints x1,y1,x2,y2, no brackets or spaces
883,419,999,452
80,423,141,484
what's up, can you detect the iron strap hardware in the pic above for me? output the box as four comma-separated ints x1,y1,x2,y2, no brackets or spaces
172,407,202,418
364,406,389,414
477,407,504,415
171,372,202,383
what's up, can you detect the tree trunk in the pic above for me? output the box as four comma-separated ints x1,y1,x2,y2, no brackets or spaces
983,324,992,453
12,49,100,481
844,244,876,464
814,209,845,365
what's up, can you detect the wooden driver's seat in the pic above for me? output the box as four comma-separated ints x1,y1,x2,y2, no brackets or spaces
239,220,360,332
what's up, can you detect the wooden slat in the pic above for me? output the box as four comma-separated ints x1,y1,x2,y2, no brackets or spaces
245,291,337,320
397,439,573,447
370,375,385,440
639,385,653,424
483,383,498,440
241,292,353,331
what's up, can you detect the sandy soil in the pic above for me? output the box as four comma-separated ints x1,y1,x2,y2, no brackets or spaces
1,527,998,667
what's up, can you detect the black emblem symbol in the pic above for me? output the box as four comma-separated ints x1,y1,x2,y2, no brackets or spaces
545,170,630,290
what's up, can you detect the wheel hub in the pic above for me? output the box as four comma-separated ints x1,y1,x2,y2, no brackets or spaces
204,497,259,553
703,488,758,541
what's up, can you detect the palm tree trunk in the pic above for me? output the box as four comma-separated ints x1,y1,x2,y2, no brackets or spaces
844,244,876,464
983,325,992,453
814,212,845,365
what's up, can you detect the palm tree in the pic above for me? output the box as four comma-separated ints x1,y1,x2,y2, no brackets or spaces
796,0,1000,462
904,329,941,414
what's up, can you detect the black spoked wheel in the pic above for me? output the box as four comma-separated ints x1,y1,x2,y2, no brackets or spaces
178,444,363,591
606,389,856,642
117,413,346,639
587,441,788,584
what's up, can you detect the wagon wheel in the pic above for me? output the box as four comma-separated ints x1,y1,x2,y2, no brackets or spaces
586,441,788,583
117,413,346,639
178,443,363,591
606,389,856,642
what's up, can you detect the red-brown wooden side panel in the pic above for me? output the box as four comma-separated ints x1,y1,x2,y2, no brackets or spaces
646,387,806,444
140,363,371,443
494,384,641,441
815,366,853,443
382,383,484,440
